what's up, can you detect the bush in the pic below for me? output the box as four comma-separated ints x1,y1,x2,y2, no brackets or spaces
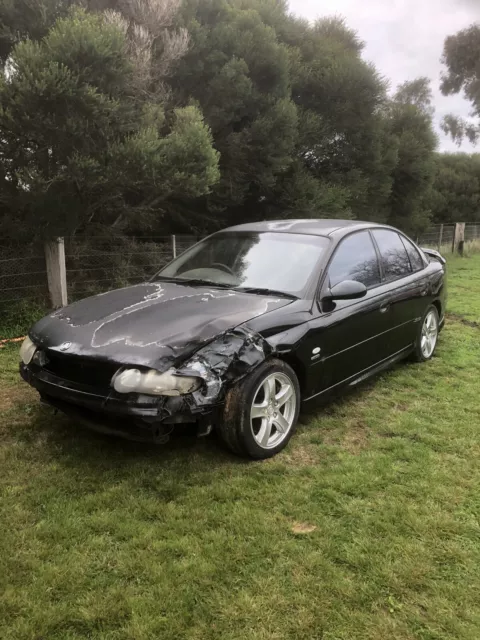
0,300,48,340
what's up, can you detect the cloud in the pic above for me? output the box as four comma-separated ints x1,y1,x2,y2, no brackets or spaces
289,0,480,151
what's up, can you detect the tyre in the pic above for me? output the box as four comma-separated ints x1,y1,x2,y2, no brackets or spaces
412,304,439,362
219,359,300,459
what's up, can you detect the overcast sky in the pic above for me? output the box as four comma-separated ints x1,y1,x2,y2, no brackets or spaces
289,0,480,152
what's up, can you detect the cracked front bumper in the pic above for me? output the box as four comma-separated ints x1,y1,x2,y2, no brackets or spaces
20,362,164,417
20,363,214,443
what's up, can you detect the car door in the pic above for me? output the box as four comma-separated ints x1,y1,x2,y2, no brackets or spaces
400,233,433,321
304,231,394,399
370,229,429,353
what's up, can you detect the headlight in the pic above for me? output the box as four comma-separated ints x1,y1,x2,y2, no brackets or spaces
20,337,37,365
112,368,202,396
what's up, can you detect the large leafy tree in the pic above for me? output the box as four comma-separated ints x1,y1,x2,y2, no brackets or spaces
0,0,439,237
170,4,405,226
0,0,190,68
278,16,398,223
170,0,299,227
0,0,76,62
429,153,480,223
386,78,437,233
440,23,480,145
0,6,219,239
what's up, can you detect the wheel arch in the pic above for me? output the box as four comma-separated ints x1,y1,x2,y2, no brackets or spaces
431,298,442,319
272,353,307,395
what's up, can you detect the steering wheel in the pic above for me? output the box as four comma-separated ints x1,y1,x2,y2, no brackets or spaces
211,262,235,275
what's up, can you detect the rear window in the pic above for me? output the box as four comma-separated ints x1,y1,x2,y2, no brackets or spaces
372,230,411,281
400,236,424,272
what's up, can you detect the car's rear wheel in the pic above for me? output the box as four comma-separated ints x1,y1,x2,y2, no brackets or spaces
218,359,300,459
412,305,439,362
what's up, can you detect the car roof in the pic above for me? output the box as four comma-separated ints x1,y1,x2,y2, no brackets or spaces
220,219,388,238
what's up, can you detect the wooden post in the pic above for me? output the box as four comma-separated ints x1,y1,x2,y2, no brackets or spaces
171,234,177,259
438,224,444,251
44,237,68,308
452,222,466,255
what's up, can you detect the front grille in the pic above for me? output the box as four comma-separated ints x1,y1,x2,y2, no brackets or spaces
40,351,119,389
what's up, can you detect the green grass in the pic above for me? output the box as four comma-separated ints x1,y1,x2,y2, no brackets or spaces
446,252,480,324
0,299,47,340
1,256,480,640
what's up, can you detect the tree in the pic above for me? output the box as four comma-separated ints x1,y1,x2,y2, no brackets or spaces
394,77,435,116
281,16,398,223
170,5,406,226
0,0,439,237
429,153,480,223
440,23,480,145
386,79,437,233
169,0,299,228
0,0,192,94
0,0,76,63
0,8,219,239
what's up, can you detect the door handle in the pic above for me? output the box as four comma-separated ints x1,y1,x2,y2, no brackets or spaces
379,302,390,313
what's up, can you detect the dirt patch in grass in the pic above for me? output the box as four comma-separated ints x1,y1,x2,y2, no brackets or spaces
321,419,370,454
342,421,369,454
446,312,480,329
275,441,321,466
379,431,424,444
291,522,317,534
0,383,36,412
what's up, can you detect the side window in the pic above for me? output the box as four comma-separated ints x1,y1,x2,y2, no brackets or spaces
400,235,424,272
328,231,381,289
372,230,411,281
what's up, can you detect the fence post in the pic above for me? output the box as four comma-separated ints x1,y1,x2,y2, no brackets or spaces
171,235,177,259
452,222,466,255
438,224,444,251
44,237,68,308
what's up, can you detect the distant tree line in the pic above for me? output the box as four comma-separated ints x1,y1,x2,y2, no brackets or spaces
0,0,479,242
429,154,480,224
432,19,480,225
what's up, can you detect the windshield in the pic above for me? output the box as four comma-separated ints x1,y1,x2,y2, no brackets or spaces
156,232,330,295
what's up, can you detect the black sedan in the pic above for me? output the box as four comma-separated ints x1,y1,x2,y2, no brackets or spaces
20,220,446,458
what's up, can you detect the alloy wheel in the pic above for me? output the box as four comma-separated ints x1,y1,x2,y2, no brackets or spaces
421,309,438,359
250,372,297,449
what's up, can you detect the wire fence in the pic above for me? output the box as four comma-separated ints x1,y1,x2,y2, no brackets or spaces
0,234,199,313
2,223,480,314
64,235,199,302
0,243,49,307
416,223,480,253
416,224,456,250
465,223,480,242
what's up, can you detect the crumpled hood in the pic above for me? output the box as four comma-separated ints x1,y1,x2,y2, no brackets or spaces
30,281,292,370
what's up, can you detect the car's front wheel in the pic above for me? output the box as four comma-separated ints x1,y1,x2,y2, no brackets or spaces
218,359,300,459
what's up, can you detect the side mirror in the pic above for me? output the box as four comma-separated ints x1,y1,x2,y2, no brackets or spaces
327,279,367,301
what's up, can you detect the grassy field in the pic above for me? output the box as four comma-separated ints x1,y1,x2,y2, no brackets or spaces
1,254,479,640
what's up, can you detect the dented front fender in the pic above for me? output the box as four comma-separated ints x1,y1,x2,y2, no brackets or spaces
177,327,274,407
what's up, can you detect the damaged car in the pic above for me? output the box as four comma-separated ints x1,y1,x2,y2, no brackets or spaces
20,220,446,459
